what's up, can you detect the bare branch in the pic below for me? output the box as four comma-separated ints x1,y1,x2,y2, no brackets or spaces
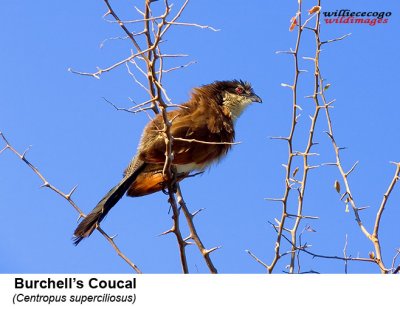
0,132,142,273
166,21,220,32
321,33,352,45
246,250,269,270
372,162,400,246
173,137,241,146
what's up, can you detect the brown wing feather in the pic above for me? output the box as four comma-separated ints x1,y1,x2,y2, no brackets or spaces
139,97,234,166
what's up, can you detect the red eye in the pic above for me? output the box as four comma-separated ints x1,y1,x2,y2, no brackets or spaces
235,87,244,94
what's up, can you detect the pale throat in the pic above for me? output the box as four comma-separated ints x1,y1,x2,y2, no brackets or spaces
222,92,252,121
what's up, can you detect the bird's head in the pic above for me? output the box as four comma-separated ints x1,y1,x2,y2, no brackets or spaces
214,80,262,120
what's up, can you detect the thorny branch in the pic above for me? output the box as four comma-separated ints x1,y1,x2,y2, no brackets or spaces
0,132,142,274
70,0,219,273
249,0,400,274
260,0,321,274
317,22,400,272
176,186,219,273
264,0,305,274
288,5,322,274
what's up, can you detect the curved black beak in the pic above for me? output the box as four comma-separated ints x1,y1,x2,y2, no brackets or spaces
250,94,262,103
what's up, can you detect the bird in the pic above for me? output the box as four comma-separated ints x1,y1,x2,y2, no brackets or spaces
73,80,262,245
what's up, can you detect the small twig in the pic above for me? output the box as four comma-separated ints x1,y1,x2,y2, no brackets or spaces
246,250,269,270
68,48,152,79
158,60,197,74
373,162,400,238
173,137,241,146
103,97,137,114
321,33,351,45
391,249,400,274
343,234,349,274
346,161,359,177
166,21,220,32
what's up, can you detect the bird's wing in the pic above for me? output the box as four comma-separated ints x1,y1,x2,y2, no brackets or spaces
140,104,234,166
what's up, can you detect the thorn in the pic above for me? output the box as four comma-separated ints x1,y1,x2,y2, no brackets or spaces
303,215,319,220
158,228,174,236
275,50,295,55
346,161,359,176
321,162,337,167
66,184,79,199
76,213,85,222
21,145,32,159
40,182,50,188
340,191,349,201
280,83,293,88
264,197,283,202
0,146,9,154
103,10,111,18
205,246,222,255
270,136,289,141
192,208,205,217
324,131,334,140
321,33,352,45
110,234,118,240
293,151,319,157
326,99,336,106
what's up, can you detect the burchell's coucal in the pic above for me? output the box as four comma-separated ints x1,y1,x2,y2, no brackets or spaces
73,80,262,244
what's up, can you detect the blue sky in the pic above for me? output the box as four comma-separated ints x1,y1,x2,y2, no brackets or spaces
1,0,399,273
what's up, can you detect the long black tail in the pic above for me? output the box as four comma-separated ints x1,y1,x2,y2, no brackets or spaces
73,160,146,245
